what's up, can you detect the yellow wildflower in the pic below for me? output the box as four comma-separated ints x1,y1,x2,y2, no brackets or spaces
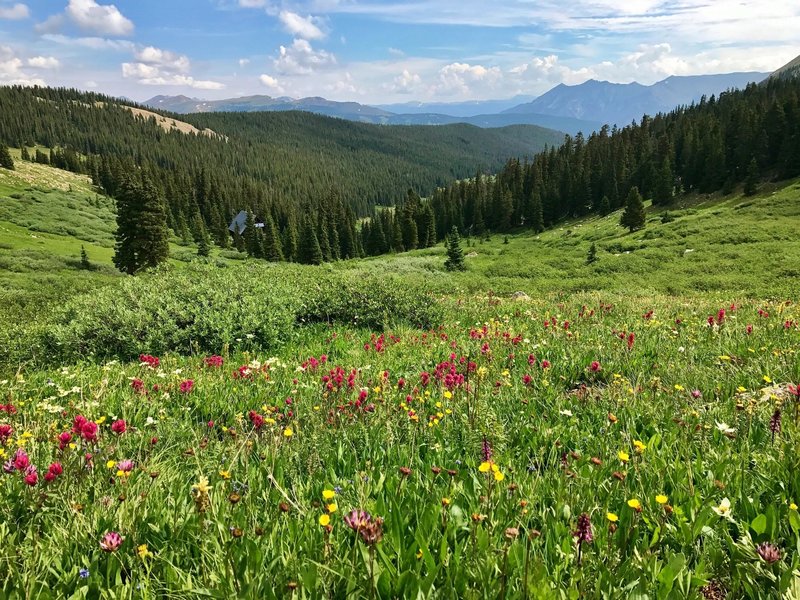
283,427,293,438
633,440,646,453
319,514,330,526
655,495,668,505
618,451,630,463
327,503,338,514
219,470,231,480
106,460,116,469
606,512,619,522
627,499,641,510
494,471,505,482
478,461,491,473
137,544,153,559
322,489,336,500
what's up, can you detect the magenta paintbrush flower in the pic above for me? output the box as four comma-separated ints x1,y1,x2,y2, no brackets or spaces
99,531,123,552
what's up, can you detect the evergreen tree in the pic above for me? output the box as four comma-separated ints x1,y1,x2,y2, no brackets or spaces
653,158,673,205
34,149,49,165
20,146,30,161
113,175,170,275
232,223,246,253
197,228,212,257
619,186,646,233
444,226,466,272
261,214,284,262
744,157,759,196
298,218,323,265
586,242,598,265
243,211,261,257
80,245,91,269
598,195,611,216
283,219,299,262
0,144,14,170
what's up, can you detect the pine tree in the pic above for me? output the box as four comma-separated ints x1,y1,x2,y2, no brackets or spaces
444,226,466,272
653,158,673,205
598,195,611,216
261,214,284,262
619,186,646,233
243,211,260,257
20,146,30,161
197,228,212,257
586,242,598,265
232,223,246,253
0,144,14,170
298,218,323,265
113,175,170,275
80,245,91,269
282,219,298,262
744,157,759,196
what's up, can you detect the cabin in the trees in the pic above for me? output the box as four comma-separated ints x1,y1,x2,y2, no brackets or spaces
228,210,265,234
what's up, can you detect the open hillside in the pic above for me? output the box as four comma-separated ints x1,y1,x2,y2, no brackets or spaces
1,165,799,597
0,86,564,216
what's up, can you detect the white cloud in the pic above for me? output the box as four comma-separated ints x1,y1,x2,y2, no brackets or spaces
435,62,502,96
259,73,284,93
275,38,336,75
41,33,135,51
388,68,421,94
239,58,250,67
65,0,133,36
279,10,326,40
0,3,29,19
0,45,46,85
135,46,190,73
27,56,60,69
122,45,224,90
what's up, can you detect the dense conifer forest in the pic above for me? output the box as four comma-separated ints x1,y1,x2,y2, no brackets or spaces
1,78,798,263
0,86,562,262
383,78,800,246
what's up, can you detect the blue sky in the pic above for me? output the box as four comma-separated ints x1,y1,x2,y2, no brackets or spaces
0,0,797,104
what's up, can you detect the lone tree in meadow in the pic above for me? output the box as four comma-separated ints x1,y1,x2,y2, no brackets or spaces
444,226,466,271
620,186,646,233
586,242,598,265
0,144,14,170
80,245,91,269
113,175,170,275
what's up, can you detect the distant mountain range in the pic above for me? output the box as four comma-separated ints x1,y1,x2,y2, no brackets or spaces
503,72,769,127
144,71,770,136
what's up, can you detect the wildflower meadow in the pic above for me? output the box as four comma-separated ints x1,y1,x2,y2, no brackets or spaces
1,291,798,598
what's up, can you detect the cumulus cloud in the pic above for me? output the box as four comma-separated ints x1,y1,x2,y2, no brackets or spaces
66,0,133,35
389,68,421,94
0,2,29,19
275,38,336,75
435,62,502,96
135,46,190,73
122,45,224,90
279,10,326,40
510,54,595,86
239,58,250,67
27,56,60,69
259,73,284,93
0,45,46,85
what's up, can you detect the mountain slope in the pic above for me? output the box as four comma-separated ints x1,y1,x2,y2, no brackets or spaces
504,72,768,127
768,54,800,80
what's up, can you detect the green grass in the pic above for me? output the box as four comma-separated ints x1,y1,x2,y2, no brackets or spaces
338,180,800,299
1,156,799,597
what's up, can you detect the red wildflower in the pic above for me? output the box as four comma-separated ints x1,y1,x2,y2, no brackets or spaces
139,354,160,369
179,379,194,394
204,355,224,368
111,419,127,435
131,378,145,393
24,466,38,486
589,361,601,372
0,424,12,442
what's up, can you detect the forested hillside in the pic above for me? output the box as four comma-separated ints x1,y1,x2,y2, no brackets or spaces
0,86,563,263
372,76,800,246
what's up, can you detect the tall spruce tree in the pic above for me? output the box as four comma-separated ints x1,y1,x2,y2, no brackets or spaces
620,186,646,233
744,157,759,196
444,226,466,272
0,144,14,170
113,175,170,275
298,217,323,265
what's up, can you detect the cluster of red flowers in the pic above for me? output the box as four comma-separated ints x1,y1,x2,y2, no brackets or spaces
179,380,194,394
301,354,328,371
204,355,224,368
139,354,160,369
72,415,98,443
0,403,16,414
321,366,358,391
707,308,726,326
364,334,386,352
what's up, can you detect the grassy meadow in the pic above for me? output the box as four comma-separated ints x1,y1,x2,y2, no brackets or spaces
1,158,799,598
